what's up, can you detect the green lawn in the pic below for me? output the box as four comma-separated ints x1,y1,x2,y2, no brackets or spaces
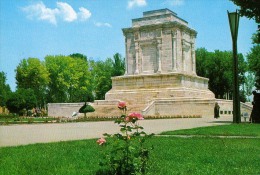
0,124,260,175
161,123,260,137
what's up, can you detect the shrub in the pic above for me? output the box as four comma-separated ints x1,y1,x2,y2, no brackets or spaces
96,101,153,175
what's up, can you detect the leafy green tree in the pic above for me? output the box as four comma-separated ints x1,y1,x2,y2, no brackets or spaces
195,48,212,77
45,55,93,103
252,32,260,44
90,59,113,100
196,49,232,98
247,44,260,89
6,88,37,115
244,72,256,101
15,58,50,107
230,0,260,43
70,53,87,61
79,102,95,117
0,71,12,106
230,0,260,23
112,53,125,76
89,53,125,100
196,48,247,99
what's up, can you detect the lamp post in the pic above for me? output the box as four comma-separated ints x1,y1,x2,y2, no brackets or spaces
227,10,241,123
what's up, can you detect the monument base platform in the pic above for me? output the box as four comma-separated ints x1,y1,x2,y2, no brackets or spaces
105,72,215,104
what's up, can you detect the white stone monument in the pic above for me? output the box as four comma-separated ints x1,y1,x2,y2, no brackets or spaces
105,9,215,106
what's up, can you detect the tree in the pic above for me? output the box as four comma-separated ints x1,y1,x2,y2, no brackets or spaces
196,49,233,98
244,72,255,101
112,53,125,76
15,58,50,107
230,0,260,22
230,0,260,43
6,88,37,115
0,71,12,106
89,59,113,100
79,102,95,117
196,48,247,99
70,53,87,61
45,55,93,103
247,44,260,89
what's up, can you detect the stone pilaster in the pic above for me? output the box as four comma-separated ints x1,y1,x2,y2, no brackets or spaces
172,30,177,72
134,42,139,74
181,38,185,72
157,39,162,73
191,43,196,75
125,37,128,75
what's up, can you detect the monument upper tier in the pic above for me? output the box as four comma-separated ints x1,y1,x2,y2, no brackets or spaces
132,8,188,27
123,8,197,75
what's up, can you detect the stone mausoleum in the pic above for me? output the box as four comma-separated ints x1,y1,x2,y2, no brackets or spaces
48,9,252,118
105,8,214,104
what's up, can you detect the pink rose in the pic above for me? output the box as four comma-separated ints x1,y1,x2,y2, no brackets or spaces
127,112,144,121
118,101,127,110
96,138,106,145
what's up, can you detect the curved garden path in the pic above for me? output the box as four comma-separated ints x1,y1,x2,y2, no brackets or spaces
0,116,232,147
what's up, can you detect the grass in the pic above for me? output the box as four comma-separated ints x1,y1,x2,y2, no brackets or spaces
160,123,260,137
0,124,260,175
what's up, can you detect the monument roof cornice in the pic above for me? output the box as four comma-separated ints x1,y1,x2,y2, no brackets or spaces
122,21,197,36
143,8,177,16
132,13,188,24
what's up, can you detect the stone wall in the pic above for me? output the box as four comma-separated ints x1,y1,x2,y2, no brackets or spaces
47,100,252,118
48,103,84,117
142,99,252,117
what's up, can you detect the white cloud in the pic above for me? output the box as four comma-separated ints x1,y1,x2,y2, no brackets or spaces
22,2,59,25
94,22,112,28
22,1,91,25
56,2,77,22
78,7,91,21
127,0,147,9
163,0,184,6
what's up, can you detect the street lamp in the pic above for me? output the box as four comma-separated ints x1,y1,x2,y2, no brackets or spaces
227,10,241,123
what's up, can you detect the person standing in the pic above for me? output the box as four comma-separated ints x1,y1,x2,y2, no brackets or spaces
250,90,260,123
214,102,220,119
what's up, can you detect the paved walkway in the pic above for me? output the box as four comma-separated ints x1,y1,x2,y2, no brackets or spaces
0,116,233,147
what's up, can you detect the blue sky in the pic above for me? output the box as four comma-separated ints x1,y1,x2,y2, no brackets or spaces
0,0,257,91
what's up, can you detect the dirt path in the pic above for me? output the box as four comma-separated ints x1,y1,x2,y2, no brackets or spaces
0,116,232,147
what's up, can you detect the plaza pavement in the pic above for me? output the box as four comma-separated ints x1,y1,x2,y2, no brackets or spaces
0,116,233,147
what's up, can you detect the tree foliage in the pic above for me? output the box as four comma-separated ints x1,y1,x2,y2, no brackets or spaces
244,72,256,101
230,0,260,43
112,53,125,76
247,44,260,89
79,102,95,117
196,48,247,99
45,55,93,103
15,58,50,107
90,59,113,100
6,88,37,114
9,52,125,108
0,71,12,106
230,0,260,23
90,53,125,100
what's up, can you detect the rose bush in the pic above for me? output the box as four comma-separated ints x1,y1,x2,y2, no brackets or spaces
96,101,153,175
